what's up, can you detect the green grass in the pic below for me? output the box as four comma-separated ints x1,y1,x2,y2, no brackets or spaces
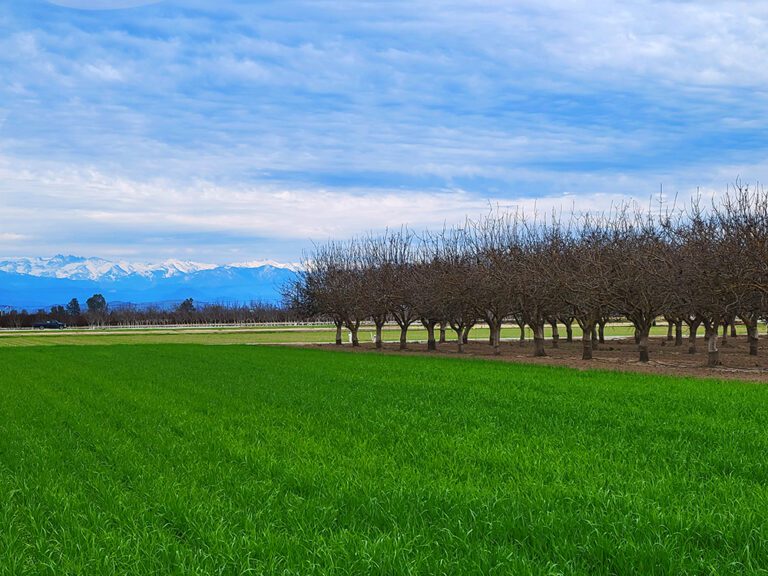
2,345,768,574
0,322,711,347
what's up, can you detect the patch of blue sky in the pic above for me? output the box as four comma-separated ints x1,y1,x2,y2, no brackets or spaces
1,0,768,262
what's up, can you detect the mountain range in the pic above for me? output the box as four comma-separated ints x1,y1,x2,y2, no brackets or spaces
0,255,300,310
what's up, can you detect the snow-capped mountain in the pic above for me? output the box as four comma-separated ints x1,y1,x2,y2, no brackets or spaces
0,255,300,309
230,260,302,272
0,255,302,281
0,255,220,281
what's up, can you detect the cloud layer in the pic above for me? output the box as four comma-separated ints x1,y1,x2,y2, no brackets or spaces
1,0,767,261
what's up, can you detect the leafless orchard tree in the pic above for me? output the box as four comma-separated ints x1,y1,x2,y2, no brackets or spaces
608,207,676,362
515,215,562,357
469,215,517,355
289,182,768,368
717,182,768,356
427,227,478,353
558,214,614,360
383,228,419,350
675,204,735,366
297,242,356,345
410,246,446,352
360,234,392,349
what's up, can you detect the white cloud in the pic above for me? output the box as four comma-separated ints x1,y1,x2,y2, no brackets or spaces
2,0,768,261
0,233,30,242
0,153,759,261
81,62,125,82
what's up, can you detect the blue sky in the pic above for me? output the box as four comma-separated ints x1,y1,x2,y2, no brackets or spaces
1,0,767,263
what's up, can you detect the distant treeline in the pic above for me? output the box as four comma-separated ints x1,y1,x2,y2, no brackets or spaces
0,295,296,328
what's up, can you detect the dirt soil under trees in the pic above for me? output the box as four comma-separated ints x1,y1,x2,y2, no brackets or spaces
310,335,768,383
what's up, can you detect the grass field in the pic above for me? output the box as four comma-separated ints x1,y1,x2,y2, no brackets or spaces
0,322,718,347
2,345,768,574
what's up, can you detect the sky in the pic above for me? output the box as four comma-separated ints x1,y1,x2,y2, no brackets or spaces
1,0,767,263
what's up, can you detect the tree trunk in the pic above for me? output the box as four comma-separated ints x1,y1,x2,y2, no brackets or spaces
487,321,495,346
399,325,408,350
598,319,607,344
637,325,650,363
633,327,641,345
731,323,738,338
335,321,343,346
518,321,526,343
453,328,464,353
706,324,719,367
550,320,560,348
666,319,674,341
439,322,447,343
533,322,546,357
674,321,683,346
748,322,759,356
742,315,759,356
581,322,594,360
486,320,501,355
343,320,361,347
721,322,729,347
375,322,384,350
565,320,573,343
462,325,471,345
687,320,700,354
423,321,436,351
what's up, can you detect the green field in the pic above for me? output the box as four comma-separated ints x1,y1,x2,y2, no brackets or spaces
2,345,768,574
0,322,705,347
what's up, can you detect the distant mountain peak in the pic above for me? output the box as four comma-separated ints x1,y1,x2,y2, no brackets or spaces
0,255,299,309
0,255,300,282
229,259,302,272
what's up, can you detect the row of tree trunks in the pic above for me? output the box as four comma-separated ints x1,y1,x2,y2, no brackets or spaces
362,318,759,365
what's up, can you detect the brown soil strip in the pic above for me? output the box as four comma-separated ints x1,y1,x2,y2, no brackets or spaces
300,336,768,384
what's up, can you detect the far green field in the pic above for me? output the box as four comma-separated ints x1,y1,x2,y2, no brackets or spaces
2,345,768,574
0,322,719,347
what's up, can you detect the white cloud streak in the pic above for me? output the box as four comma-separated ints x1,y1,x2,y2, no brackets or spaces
0,153,753,261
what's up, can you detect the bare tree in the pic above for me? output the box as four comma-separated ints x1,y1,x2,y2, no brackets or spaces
718,181,768,356
469,216,517,355
558,214,613,360
609,207,675,363
383,229,418,350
